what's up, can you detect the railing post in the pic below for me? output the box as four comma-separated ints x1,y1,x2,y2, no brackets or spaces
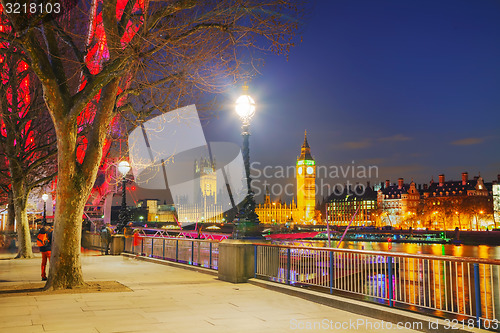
209,242,213,269
151,238,154,257
329,251,333,294
191,241,194,265
141,237,144,255
254,245,258,278
162,238,165,259
287,248,291,285
175,239,179,262
388,256,393,307
473,263,482,328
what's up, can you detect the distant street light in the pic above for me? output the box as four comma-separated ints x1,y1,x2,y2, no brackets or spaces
233,82,260,239
42,193,49,224
117,160,131,233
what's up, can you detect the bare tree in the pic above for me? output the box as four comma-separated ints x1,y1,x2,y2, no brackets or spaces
1,0,304,289
0,43,57,258
462,196,493,230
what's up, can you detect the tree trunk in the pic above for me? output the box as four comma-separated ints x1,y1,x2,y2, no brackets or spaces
7,191,15,231
13,189,34,258
45,79,118,290
46,186,86,289
10,172,34,258
45,125,89,289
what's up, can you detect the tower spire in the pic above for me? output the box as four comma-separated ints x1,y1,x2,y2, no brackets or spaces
299,130,312,160
302,130,310,149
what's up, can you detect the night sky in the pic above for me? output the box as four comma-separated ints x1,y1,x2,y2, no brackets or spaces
129,0,500,205
200,0,500,201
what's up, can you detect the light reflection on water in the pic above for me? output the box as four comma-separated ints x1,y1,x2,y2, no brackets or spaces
272,240,500,320
308,241,500,260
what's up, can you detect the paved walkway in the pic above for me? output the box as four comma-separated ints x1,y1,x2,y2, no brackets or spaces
0,252,465,333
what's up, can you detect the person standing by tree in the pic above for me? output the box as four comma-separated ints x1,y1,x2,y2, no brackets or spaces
36,223,53,281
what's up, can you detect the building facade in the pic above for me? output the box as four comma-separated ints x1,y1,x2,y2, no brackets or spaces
376,173,496,230
421,173,493,230
327,185,378,226
377,178,420,228
256,131,318,225
296,131,316,222
255,186,298,224
493,182,500,227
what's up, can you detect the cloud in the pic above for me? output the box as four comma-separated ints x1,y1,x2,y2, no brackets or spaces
378,134,412,142
340,139,372,149
360,158,386,165
451,137,485,146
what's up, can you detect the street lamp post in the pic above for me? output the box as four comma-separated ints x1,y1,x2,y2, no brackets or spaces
233,83,260,239
117,160,131,233
42,194,49,225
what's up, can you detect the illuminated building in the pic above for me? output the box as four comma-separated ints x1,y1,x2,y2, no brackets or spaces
195,157,217,207
376,173,496,230
255,186,297,224
422,173,493,230
296,131,317,222
377,178,420,227
256,131,318,225
140,200,177,223
175,157,224,224
493,182,500,227
327,185,378,226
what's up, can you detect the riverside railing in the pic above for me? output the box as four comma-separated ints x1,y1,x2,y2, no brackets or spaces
124,235,219,270
254,243,500,330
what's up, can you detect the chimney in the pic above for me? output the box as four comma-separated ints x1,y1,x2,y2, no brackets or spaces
423,184,428,190
462,172,468,186
398,178,404,189
385,180,390,188
439,174,445,186
418,184,422,190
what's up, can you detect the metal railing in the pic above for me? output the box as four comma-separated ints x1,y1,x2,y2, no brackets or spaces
86,232,106,250
124,235,219,270
254,243,500,329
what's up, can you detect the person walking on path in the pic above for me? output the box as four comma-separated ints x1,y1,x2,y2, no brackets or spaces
100,224,113,255
36,223,53,281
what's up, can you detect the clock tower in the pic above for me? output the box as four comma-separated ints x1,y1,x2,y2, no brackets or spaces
296,131,316,222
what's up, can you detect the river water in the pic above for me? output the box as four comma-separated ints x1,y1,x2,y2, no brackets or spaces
284,240,500,260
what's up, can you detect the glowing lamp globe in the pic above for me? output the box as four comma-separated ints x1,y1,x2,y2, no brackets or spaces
42,194,49,202
118,161,131,176
235,95,256,122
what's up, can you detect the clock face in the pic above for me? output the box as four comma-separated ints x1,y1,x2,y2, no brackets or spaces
306,166,314,175
298,167,303,175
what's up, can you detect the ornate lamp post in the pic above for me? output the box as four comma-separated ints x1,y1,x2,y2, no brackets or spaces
233,83,260,238
117,160,131,233
42,193,49,225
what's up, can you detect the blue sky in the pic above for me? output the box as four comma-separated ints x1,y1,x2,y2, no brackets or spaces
203,0,500,199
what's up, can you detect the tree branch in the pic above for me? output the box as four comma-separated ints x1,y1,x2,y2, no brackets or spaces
21,30,69,120
118,0,137,37
27,172,58,193
117,72,182,100
51,19,92,85
70,56,129,120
